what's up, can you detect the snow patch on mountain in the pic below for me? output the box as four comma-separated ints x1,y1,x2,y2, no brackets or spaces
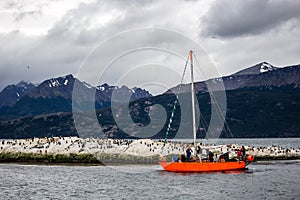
64,80,68,85
83,82,92,89
98,86,105,91
45,75,74,88
260,62,276,73
48,79,60,87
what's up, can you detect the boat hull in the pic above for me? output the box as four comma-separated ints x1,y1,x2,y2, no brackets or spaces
159,161,246,172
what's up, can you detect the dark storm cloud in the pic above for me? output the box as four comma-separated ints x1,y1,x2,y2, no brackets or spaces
1,0,300,93
0,0,191,91
200,0,300,37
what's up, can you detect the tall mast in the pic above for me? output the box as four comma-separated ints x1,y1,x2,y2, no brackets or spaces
190,50,197,147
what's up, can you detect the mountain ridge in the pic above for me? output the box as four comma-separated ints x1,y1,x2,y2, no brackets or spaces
0,62,299,139
0,74,152,120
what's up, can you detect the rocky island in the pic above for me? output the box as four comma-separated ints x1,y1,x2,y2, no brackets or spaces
0,137,299,165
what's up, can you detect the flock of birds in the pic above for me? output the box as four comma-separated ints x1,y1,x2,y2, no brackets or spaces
0,137,299,162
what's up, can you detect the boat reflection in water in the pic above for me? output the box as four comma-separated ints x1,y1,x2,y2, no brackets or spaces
158,168,254,175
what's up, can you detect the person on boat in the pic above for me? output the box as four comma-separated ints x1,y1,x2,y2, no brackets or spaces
219,154,225,162
180,154,186,162
186,146,193,161
208,151,214,162
196,145,202,162
213,154,218,162
237,149,242,161
173,155,179,162
241,146,246,160
196,145,201,154
241,146,246,156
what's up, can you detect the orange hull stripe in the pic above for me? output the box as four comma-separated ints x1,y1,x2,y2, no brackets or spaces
159,161,246,172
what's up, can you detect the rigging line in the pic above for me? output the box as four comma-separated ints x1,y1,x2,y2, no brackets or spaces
183,54,210,140
193,54,234,138
220,106,234,138
196,93,210,138
200,105,213,139
214,94,234,138
199,111,209,135
162,54,190,148
208,87,234,138
213,96,234,138
192,54,212,138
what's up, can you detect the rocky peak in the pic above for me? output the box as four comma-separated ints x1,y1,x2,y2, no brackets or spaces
0,81,35,107
233,62,278,76
259,62,277,73
28,74,75,99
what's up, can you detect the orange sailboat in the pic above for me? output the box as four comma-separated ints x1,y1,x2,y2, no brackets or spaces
159,160,248,172
159,51,254,172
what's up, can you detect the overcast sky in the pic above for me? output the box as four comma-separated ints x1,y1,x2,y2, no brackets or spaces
0,0,300,94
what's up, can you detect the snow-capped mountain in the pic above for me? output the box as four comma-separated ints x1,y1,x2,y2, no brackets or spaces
0,74,152,119
0,81,35,108
1,62,300,139
28,74,75,99
260,62,277,73
233,62,278,76
167,62,300,93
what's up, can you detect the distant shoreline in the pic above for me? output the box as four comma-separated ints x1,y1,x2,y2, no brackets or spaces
0,152,162,165
0,152,300,165
1,137,300,165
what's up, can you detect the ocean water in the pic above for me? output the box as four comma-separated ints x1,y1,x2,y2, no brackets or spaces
0,138,299,200
0,162,299,200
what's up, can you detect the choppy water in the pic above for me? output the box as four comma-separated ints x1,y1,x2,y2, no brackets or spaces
0,138,299,199
0,161,299,200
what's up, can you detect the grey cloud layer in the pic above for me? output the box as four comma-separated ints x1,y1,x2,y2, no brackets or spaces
0,0,299,92
201,0,300,37
3,0,44,21
0,0,198,90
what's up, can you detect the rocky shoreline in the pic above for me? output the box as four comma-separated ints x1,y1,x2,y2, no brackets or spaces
0,137,299,165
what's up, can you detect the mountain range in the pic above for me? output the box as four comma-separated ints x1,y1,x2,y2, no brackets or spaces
0,62,299,139
0,74,151,120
